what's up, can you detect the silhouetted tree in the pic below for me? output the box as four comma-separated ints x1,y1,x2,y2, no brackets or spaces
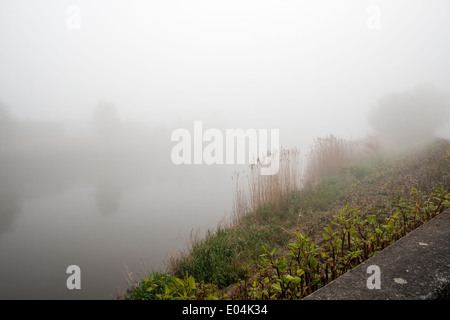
0,102,15,148
92,100,121,138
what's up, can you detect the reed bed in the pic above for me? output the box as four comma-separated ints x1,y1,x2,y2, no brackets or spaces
232,136,379,224
231,148,302,225
304,135,377,189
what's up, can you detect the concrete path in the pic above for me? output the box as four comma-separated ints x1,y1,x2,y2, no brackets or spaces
304,209,450,300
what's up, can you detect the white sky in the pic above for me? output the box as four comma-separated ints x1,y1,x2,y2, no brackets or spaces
1,0,450,147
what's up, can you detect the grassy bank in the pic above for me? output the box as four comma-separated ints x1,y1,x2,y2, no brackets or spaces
122,138,450,300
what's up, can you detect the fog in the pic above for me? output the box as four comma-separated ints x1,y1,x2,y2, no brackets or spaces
1,0,450,299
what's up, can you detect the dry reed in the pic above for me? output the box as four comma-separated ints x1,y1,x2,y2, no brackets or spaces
231,136,379,225
231,147,302,224
304,135,377,189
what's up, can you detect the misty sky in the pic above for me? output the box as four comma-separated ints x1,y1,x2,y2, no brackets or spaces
1,0,450,147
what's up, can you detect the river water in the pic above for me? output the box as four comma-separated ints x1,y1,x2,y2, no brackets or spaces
0,121,239,299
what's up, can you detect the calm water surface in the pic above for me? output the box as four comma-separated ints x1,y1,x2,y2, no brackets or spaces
0,124,237,299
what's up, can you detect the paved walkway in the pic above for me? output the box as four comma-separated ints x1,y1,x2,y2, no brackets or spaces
304,209,450,300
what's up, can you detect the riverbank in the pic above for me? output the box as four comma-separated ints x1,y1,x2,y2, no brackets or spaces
121,138,450,300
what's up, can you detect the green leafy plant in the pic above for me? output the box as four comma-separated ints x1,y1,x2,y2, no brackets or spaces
127,271,224,300
230,186,449,300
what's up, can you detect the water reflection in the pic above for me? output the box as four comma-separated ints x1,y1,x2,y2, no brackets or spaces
95,180,122,216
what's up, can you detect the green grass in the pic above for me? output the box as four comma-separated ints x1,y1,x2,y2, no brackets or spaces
170,228,240,288
169,211,294,289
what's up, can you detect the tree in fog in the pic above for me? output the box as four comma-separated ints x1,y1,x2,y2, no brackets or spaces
0,102,15,147
92,100,121,138
368,85,450,148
